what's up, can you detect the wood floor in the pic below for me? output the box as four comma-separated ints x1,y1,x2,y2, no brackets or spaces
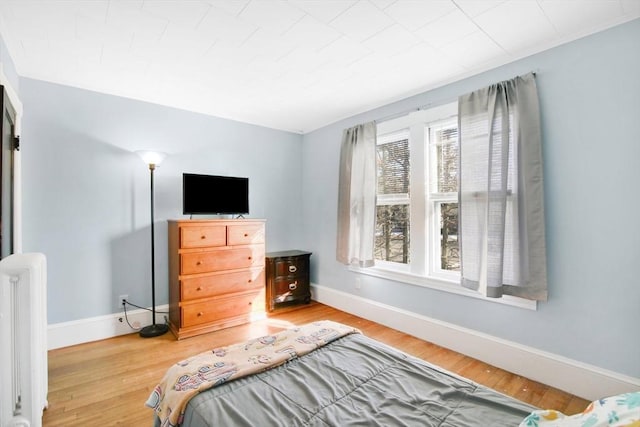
43,303,589,426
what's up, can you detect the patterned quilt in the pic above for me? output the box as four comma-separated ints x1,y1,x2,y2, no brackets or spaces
145,320,360,427
520,392,640,427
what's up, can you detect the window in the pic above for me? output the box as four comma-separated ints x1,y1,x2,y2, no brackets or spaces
375,131,410,264
428,118,459,276
374,103,459,281
359,101,535,310
348,75,542,309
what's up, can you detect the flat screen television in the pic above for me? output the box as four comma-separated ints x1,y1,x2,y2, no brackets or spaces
183,173,249,216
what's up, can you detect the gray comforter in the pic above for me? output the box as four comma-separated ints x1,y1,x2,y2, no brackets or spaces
154,333,535,426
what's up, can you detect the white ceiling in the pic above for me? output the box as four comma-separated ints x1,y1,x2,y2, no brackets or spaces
0,1,638,133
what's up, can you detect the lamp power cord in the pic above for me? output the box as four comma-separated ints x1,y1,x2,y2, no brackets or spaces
118,299,169,331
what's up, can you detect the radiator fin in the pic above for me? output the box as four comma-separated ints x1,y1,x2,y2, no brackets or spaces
0,253,47,427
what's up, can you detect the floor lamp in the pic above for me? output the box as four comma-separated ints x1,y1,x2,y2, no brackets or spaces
136,150,169,338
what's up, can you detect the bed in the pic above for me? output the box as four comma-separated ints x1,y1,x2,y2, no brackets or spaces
147,320,546,427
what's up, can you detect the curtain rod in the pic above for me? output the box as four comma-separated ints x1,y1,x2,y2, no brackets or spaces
374,70,537,125
374,104,433,125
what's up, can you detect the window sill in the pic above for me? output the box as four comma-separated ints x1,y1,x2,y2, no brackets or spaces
348,265,537,311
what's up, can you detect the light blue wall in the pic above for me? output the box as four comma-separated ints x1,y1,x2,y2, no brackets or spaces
301,19,640,378
0,33,19,93
20,79,304,324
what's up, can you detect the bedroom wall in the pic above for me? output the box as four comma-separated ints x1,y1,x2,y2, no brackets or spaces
19,79,304,324
301,19,640,379
0,33,19,92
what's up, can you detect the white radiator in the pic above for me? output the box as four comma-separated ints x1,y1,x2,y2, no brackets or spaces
0,253,47,427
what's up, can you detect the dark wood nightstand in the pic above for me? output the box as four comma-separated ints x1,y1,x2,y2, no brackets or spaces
265,250,311,312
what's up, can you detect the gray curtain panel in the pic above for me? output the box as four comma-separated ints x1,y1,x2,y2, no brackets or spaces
458,73,548,301
336,122,377,267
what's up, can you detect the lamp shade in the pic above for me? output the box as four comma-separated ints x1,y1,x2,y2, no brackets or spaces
136,150,167,166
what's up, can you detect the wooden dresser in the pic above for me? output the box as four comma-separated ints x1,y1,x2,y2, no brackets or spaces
167,219,266,339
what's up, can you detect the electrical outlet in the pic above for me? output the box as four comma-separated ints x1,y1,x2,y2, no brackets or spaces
118,294,128,309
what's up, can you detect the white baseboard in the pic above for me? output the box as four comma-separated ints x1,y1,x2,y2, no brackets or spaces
47,304,169,350
311,284,640,401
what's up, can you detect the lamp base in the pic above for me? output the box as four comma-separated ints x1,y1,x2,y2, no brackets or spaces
139,323,169,338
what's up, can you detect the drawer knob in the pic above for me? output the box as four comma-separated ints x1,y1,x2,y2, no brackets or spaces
289,265,297,273
289,282,297,291
196,261,202,266
196,287,202,291
247,279,252,284
248,256,252,260
197,311,204,316
244,233,249,237
201,235,206,239
248,301,252,305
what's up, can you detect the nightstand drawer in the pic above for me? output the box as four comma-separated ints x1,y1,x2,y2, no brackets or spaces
273,257,308,278
272,277,309,303
180,225,226,248
182,291,264,328
181,268,265,301
181,246,265,275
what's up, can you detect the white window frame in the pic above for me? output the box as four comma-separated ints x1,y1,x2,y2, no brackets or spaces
351,102,536,310
427,116,460,282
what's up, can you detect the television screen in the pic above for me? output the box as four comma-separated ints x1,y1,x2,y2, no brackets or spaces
183,173,249,215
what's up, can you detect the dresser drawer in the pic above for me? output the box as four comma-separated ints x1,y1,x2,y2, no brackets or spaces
181,225,226,248
181,268,265,301
181,246,265,275
182,291,265,328
227,224,265,246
